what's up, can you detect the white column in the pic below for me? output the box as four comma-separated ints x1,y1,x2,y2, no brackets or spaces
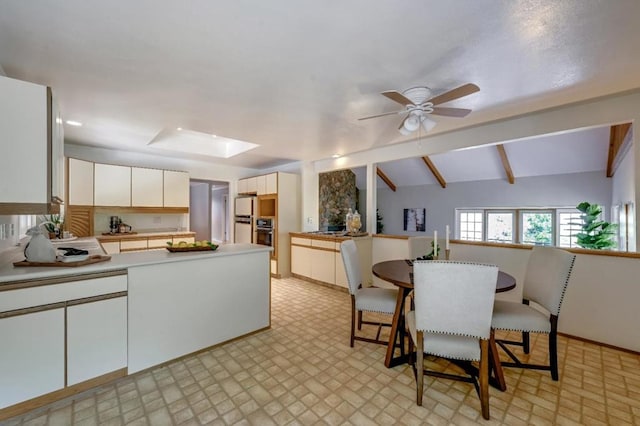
366,162,377,234
301,161,319,232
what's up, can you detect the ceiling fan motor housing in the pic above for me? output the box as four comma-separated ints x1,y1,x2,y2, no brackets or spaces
402,87,432,105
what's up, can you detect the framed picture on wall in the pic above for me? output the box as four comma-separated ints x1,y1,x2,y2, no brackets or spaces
404,208,426,232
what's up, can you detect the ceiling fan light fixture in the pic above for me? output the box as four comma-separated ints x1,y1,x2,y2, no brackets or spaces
402,115,420,133
421,116,437,132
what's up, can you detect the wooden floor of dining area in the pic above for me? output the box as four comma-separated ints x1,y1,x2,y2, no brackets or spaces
4,276,639,425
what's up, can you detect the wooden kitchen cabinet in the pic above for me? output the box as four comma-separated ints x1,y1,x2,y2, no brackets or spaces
100,241,121,255
68,158,94,205
246,176,258,194
0,309,65,409
67,296,127,386
237,178,248,194
120,239,148,252
257,173,277,195
163,170,190,208
94,164,131,206
131,167,163,207
0,76,63,214
335,250,348,288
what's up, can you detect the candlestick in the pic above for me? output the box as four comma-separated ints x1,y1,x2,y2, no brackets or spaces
433,230,438,259
445,248,451,260
445,225,450,250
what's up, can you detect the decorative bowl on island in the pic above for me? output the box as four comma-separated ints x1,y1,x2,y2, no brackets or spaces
166,240,219,252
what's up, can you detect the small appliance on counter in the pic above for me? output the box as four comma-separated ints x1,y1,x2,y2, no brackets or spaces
104,216,135,235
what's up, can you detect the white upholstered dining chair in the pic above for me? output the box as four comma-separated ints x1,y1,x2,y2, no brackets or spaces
407,260,498,420
340,240,398,347
491,246,576,380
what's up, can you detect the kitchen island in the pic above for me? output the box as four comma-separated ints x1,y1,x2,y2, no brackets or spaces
0,243,272,420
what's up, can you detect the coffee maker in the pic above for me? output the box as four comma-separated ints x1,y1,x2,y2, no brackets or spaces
109,216,121,234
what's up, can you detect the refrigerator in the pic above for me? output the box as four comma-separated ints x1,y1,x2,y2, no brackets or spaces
234,196,255,243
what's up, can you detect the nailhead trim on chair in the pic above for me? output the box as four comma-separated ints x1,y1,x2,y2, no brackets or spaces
555,254,576,315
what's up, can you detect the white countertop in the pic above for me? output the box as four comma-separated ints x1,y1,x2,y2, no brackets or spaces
0,242,273,284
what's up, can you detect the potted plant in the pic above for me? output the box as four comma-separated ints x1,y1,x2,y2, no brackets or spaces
573,202,617,250
41,214,64,239
376,209,384,234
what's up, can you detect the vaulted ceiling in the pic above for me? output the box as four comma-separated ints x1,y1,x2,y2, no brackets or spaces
1,1,640,170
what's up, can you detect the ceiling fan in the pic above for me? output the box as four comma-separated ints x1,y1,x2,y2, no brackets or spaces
359,83,480,135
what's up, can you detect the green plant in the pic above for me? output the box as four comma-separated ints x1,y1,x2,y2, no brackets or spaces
417,240,440,260
376,209,384,234
573,202,617,250
41,214,64,233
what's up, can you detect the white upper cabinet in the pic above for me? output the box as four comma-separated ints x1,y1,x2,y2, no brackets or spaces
163,170,190,207
266,173,277,194
0,76,63,213
246,177,258,194
131,167,163,207
238,178,248,194
94,164,131,206
68,158,94,205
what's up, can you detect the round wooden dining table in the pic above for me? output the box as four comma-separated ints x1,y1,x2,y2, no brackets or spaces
372,259,516,391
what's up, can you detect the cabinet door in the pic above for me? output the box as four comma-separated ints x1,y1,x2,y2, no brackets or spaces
100,241,120,254
291,245,312,278
335,251,348,288
67,296,127,386
310,246,336,284
256,175,267,195
94,164,131,206
0,76,48,206
68,158,94,205
131,167,163,207
0,309,65,409
237,178,248,194
246,177,258,194
164,170,190,207
50,94,64,205
266,173,278,194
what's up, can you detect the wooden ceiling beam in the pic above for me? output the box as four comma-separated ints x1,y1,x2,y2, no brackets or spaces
496,144,515,184
376,167,396,192
421,156,446,188
606,123,632,177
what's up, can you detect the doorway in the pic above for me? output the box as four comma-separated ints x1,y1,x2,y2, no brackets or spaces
189,180,229,243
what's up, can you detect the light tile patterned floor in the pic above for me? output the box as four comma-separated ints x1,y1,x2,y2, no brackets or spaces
3,276,640,425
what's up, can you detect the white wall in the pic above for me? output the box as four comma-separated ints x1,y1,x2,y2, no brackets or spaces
374,171,611,237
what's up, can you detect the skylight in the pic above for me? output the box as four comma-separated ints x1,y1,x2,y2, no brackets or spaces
148,128,259,158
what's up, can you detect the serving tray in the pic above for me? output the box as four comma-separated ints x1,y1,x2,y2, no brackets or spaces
166,245,218,253
13,255,112,267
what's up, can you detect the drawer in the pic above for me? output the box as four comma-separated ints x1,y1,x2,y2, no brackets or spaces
311,239,336,250
120,239,149,251
0,274,127,312
148,237,171,249
291,237,311,246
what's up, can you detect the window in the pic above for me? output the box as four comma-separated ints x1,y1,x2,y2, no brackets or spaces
557,210,583,248
521,210,553,246
486,211,514,243
458,210,483,241
456,207,580,247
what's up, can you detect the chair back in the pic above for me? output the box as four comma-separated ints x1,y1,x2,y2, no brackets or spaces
341,240,362,296
523,247,576,315
413,261,498,340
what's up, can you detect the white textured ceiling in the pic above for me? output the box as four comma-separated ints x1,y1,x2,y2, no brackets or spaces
1,1,640,169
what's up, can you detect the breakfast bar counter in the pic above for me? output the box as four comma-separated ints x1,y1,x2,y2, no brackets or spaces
0,243,272,419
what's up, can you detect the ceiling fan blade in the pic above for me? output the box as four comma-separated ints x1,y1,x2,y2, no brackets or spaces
381,90,415,106
427,83,480,106
430,107,472,117
358,109,406,120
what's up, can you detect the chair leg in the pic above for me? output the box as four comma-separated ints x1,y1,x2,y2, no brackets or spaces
350,297,356,348
550,316,559,380
416,331,424,406
479,339,490,420
522,331,530,354
357,310,363,330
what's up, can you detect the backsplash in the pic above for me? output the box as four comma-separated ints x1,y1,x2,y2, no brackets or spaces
319,170,357,229
94,213,189,235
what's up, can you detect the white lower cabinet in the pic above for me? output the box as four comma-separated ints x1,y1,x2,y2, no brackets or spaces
291,243,312,277
310,245,335,284
335,251,348,288
101,241,121,255
67,296,127,386
0,309,65,409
